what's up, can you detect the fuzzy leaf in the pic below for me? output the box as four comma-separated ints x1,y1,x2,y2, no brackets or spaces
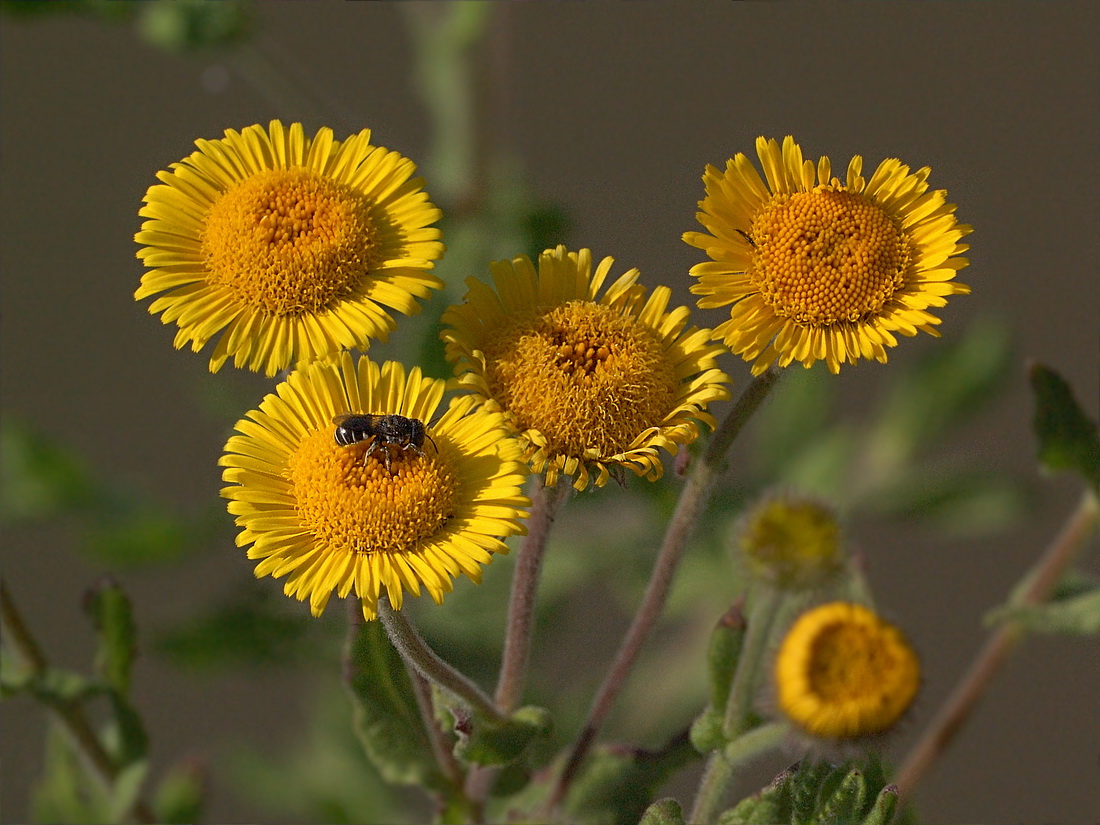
987,585,1100,636
691,605,747,753
84,577,137,696
108,761,149,824
343,619,443,789
1029,363,1100,488
454,704,552,767
639,797,686,825
565,732,699,825
861,785,900,825
718,763,797,824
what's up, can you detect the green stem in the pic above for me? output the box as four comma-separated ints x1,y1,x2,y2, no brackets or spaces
893,488,1100,801
378,597,503,724
0,580,157,825
548,368,781,815
690,722,790,824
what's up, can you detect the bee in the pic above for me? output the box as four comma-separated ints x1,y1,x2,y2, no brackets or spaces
332,413,437,472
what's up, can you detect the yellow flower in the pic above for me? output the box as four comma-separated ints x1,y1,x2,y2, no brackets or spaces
440,246,731,490
135,121,444,376
738,493,843,590
775,602,920,738
219,353,529,620
684,136,971,374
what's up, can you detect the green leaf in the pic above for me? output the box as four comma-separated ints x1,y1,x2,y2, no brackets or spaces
30,723,112,824
107,761,149,824
84,577,137,695
861,785,900,825
725,759,890,825
639,797,686,825
343,619,443,789
987,584,1100,636
718,762,796,825
1029,362,1100,488
453,704,552,767
690,604,746,753
565,732,700,825
152,759,206,825
102,691,150,767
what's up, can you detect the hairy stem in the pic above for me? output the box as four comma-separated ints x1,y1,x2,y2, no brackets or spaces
378,597,503,724
894,488,1100,800
690,721,789,824
495,479,570,714
548,368,781,813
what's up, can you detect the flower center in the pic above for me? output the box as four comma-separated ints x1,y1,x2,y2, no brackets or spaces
750,189,911,326
482,301,679,457
286,429,456,555
201,168,379,316
807,620,904,702
742,499,841,586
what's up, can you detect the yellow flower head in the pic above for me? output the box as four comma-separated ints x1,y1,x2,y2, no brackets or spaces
440,246,731,490
684,136,971,374
220,352,529,620
738,493,843,590
775,602,920,739
135,121,444,376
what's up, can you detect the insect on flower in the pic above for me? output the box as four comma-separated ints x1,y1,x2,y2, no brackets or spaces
333,413,437,472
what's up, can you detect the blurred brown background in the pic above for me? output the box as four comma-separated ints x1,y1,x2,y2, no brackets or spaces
2,2,1098,823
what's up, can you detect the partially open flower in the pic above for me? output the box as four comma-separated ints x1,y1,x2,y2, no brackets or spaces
774,602,920,739
441,246,730,489
220,353,529,620
136,120,444,376
684,136,971,374
738,493,844,590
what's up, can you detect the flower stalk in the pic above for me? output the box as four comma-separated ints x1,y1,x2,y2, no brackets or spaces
548,367,781,813
378,597,503,724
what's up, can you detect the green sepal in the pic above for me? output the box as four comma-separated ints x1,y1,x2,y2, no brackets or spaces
453,704,552,767
1029,362,1100,488
639,797,686,825
564,732,699,825
84,577,137,696
152,759,206,825
343,619,445,789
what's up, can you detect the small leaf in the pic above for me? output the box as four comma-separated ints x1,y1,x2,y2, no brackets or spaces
639,797,686,825
811,768,868,824
103,691,150,767
343,619,443,789
152,759,206,825
718,763,796,825
691,605,747,753
1029,362,1100,488
987,585,1100,636
861,784,899,825
84,577,137,695
453,704,552,767
107,761,149,824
